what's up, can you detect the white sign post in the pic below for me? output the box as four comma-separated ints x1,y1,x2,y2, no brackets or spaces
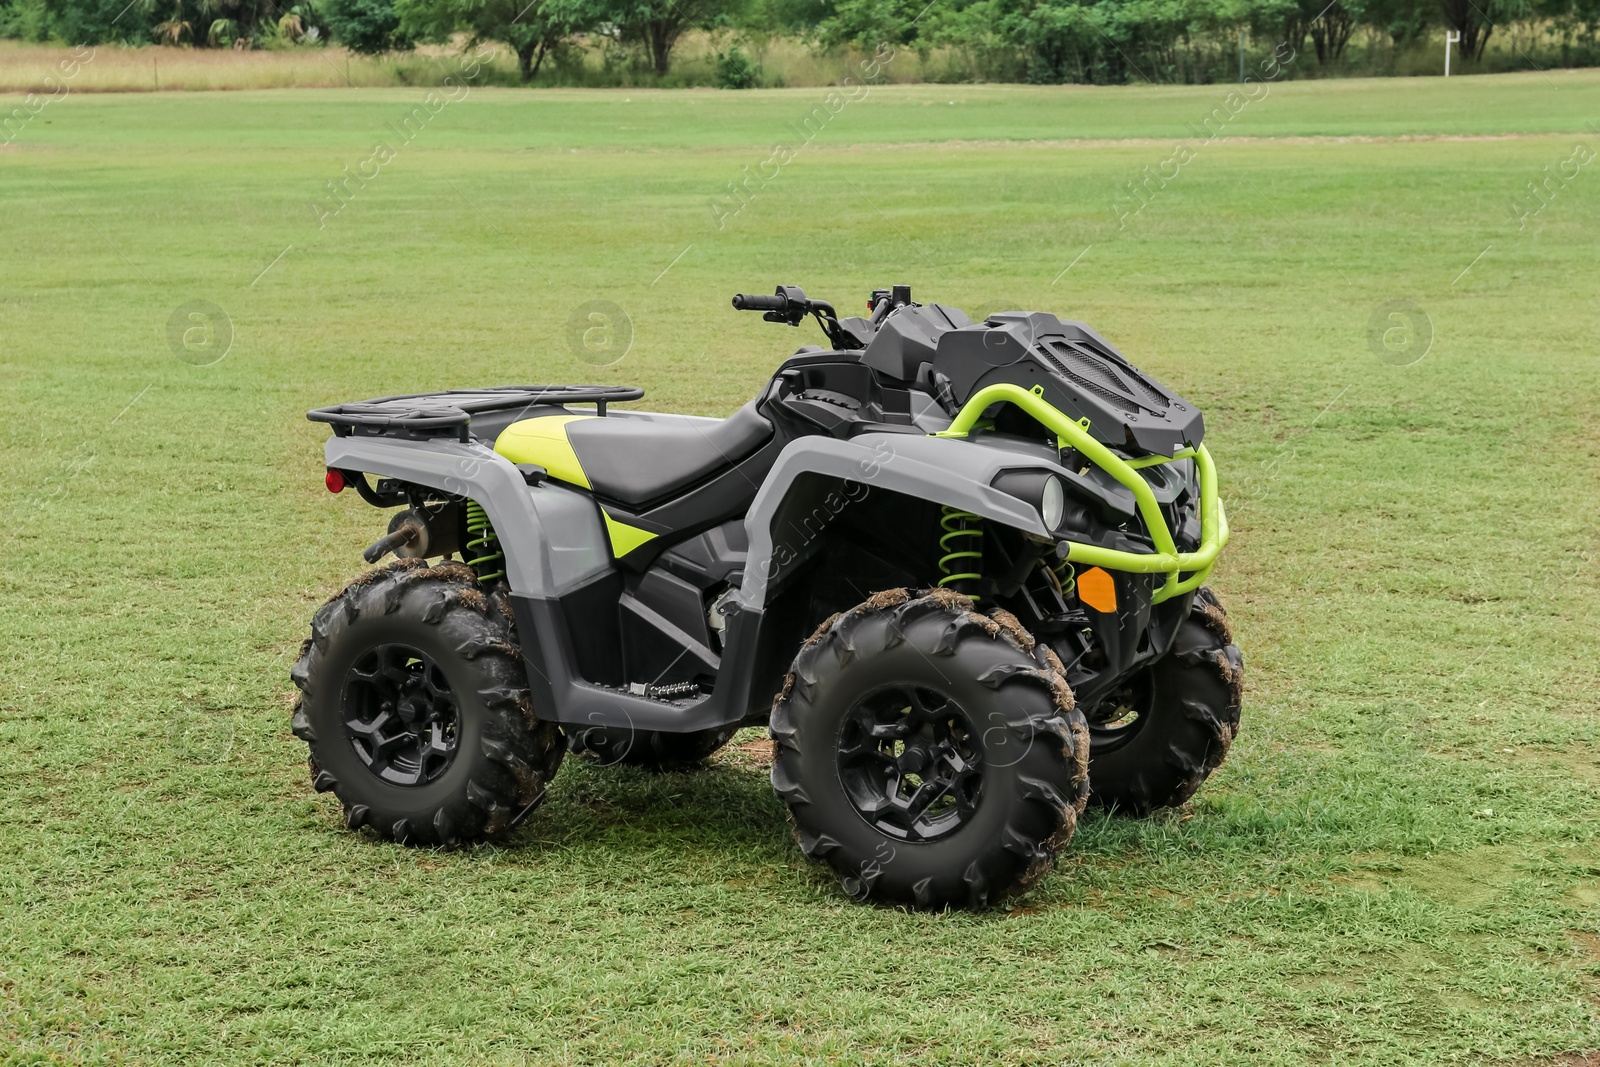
1446,30,1461,76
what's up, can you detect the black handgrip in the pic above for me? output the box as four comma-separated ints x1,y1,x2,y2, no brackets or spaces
733,293,788,312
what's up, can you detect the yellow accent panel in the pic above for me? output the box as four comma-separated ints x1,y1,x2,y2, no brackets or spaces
603,512,658,557
494,415,594,489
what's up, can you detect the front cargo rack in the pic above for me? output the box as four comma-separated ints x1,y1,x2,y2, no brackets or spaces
308,385,645,442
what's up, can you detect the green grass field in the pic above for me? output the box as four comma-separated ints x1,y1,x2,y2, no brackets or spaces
3,71,1599,1065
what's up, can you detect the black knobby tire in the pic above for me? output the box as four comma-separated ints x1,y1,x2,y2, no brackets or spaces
569,725,737,769
1084,586,1244,816
769,588,1089,910
288,559,564,847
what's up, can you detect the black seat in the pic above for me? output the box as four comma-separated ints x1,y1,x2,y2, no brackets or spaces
565,402,773,509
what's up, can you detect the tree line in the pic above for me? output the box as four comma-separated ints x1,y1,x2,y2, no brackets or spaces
6,0,1600,83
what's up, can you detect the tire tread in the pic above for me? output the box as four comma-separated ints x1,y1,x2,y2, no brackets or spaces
769,588,1089,908
289,559,562,848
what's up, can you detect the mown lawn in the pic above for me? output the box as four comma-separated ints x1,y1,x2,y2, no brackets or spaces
2,73,1599,1065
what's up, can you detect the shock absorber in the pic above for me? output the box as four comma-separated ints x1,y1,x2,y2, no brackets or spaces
463,500,506,583
1051,555,1076,601
937,505,984,600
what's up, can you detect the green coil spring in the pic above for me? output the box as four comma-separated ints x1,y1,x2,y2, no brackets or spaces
1051,556,1076,600
937,505,984,600
464,500,506,583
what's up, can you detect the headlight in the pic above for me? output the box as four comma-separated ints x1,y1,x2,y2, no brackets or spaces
991,469,1070,534
1040,474,1064,530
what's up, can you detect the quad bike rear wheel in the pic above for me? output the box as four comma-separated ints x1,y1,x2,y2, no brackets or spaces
770,588,1089,909
1084,586,1243,815
569,725,737,769
289,560,564,847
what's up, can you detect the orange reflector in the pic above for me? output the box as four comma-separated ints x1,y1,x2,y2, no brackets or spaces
1077,567,1117,613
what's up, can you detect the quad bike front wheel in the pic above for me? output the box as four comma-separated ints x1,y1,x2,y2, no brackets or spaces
770,588,1089,909
1083,586,1243,816
289,560,564,847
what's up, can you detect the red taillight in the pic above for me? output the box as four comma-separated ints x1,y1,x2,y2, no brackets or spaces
325,469,345,494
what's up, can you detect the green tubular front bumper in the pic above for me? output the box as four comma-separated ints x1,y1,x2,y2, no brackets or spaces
934,383,1230,605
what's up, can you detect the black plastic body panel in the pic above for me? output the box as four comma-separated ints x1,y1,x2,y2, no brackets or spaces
619,568,721,684
656,520,749,587
859,303,973,381
512,590,770,731
1066,581,1194,707
935,313,1204,455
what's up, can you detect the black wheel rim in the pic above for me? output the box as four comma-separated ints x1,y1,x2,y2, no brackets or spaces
836,685,984,842
1086,671,1154,755
341,643,461,786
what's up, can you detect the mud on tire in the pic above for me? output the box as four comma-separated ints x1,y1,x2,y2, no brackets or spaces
769,588,1089,910
1085,586,1243,816
289,559,564,847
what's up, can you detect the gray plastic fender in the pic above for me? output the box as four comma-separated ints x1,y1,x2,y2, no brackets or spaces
736,432,1052,611
323,435,610,598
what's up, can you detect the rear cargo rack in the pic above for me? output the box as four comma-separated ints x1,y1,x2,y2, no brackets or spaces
308,385,644,442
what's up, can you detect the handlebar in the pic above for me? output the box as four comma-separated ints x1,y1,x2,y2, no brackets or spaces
733,285,862,350
733,289,836,320
732,293,790,312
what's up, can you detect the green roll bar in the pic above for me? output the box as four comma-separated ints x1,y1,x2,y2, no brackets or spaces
934,383,1229,605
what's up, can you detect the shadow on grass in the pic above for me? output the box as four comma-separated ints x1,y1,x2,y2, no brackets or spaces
513,757,792,856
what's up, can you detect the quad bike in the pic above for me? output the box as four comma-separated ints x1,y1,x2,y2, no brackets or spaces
292,284,1242,909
